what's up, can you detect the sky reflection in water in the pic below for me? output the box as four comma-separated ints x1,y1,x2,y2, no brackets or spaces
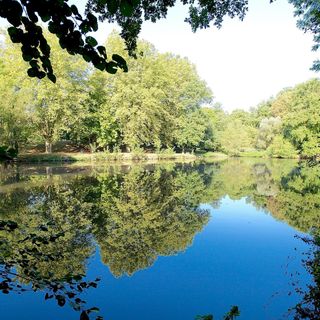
0,159,318,320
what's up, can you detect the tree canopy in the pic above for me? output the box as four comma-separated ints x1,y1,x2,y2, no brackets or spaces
0,0,319,81
0,29,319,158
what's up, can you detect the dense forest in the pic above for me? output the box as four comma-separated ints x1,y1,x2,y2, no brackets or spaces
0,31,319,159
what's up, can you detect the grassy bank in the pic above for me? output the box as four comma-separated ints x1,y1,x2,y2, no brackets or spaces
17,151,199,163
13,149,302,164
238,150,299,159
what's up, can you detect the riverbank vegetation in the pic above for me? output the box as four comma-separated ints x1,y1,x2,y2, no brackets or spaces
0,32,319,162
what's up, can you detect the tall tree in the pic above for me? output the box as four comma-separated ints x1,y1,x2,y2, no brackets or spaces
0,32,89,153
86,32,212,152
272,79,320,158
256,117,282,150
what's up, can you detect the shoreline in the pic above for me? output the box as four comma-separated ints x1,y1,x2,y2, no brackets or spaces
1,151,310,164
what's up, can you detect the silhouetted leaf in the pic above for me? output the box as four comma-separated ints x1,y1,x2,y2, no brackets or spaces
56,295,66,307
80,311,89,320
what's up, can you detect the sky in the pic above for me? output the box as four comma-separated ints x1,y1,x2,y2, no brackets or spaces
1,0,319,112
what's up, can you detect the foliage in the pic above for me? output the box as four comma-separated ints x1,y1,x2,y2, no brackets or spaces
290,232,320,319
0,0,128,81
1,23,319,158
1,0,250,79
2,0,318,82
86,33,212,152
0,219,103,320
289,0,320,71
0,31,91,153
196,306,240,320
267,135,297,158
175,109,210,152
0,146,18,160
219,119,253,156
272,79,320,158
256,117,282,150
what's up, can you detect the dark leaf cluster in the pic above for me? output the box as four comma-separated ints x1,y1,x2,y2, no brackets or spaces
289,0,320,71
86,0,248,55
290,233,320,320
0,0,128,81
1,0,320,79
0,220,103,320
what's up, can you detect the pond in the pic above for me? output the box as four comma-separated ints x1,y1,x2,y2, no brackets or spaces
0,159,319,320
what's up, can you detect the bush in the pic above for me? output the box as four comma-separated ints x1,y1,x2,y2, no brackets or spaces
267,136,298,159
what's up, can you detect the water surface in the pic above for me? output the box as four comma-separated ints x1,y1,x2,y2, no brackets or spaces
0,159,319,319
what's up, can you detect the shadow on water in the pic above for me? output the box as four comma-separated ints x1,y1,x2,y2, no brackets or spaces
0,159,319,319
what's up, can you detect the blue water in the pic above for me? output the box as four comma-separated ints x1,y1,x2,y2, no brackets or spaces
0,195,309,320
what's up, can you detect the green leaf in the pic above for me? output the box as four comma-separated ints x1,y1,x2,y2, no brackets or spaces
7,27,23,43
106,61,118,74
107,0,119,14
97,45,107,59
22,52,33,62
86,36,98,47
112,53,128,72
120,1,135,16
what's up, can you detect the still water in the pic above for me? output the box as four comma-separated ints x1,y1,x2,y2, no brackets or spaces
0,159,319,320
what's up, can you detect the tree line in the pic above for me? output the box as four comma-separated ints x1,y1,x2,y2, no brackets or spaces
0,31,319,158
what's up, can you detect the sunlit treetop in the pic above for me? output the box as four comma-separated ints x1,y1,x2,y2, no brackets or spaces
0,0,319,82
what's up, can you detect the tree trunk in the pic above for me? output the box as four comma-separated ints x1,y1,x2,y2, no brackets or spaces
46,166,52,178
45,141,52,154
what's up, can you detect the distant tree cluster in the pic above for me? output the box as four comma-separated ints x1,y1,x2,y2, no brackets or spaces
219,79,320,158
0,31,319,158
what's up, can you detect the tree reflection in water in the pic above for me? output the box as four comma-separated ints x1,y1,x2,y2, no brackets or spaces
0,160,319,319
289,232,320,320
0,164,210,319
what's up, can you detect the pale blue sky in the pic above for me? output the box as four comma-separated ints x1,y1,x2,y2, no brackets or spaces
1,0,318,111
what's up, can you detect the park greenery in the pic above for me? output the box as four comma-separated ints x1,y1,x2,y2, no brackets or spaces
0,31,319,160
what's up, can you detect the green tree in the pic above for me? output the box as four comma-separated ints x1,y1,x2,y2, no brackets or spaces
175,109,209,152
86,33,212,152
219,119,254,155
0,32,90,153
2,1,320,81
272,79,320,158
197,105,225,151
256,117,282,150
0,33,34,152
289,0,320,71
267,135,297,158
